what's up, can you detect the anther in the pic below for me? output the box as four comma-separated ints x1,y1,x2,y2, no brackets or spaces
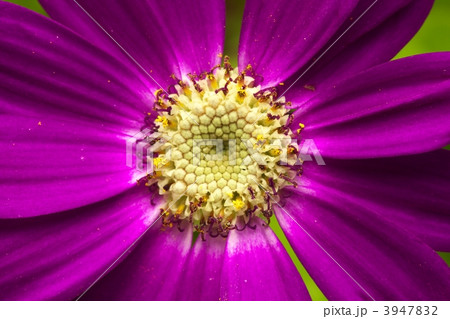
146,56,302,236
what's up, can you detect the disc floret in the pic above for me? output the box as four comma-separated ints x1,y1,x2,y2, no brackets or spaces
143,59,302,238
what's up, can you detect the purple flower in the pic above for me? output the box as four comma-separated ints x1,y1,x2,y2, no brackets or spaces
0,0,449,301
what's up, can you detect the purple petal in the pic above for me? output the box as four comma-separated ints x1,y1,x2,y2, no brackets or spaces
301,151,450,251
275,169,450,300
238,0,358,87
179,235,227,301
293,52,450,158
81,225,193,301
1,2,153,128
0,186,161,300
0,3,154,217
0,115,140,218
220,218,310,301
40,0,225,88
285,0,433,104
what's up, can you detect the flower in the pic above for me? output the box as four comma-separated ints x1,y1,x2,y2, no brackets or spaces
0,0,449,301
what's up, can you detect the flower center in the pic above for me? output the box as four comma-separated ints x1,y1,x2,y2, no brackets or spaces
142,58,302,238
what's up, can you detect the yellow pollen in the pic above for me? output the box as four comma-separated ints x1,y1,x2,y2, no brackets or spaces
254,135,266,149
269,148,281,156
236,88,247,104
297,123,305,134
288,145,297,154
207,73,218,89
182,86,192,97
144,62,302,236
155,116,169,127
232,198,245,210
154,89,163,97
176,204,185,215
153,157,166,168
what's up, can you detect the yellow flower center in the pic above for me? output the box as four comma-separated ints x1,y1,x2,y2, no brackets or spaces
143,59,302,237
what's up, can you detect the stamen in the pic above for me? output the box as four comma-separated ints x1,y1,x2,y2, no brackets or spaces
296,123,305,134
142,57,303,236
232,198,245,210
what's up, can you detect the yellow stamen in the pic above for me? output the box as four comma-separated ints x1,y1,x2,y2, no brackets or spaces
296,123,305,134
182,86,192,97
147,62,302,234
236,88,246,103
176,204,185,215
153,157,166,168
232,198,245,210
254,134,266,149
207,73,218,90
155,116,169,127
154,89,163,97
269,148,281,156
288,145,297,154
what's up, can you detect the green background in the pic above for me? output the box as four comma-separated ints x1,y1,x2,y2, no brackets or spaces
5,0,450,301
